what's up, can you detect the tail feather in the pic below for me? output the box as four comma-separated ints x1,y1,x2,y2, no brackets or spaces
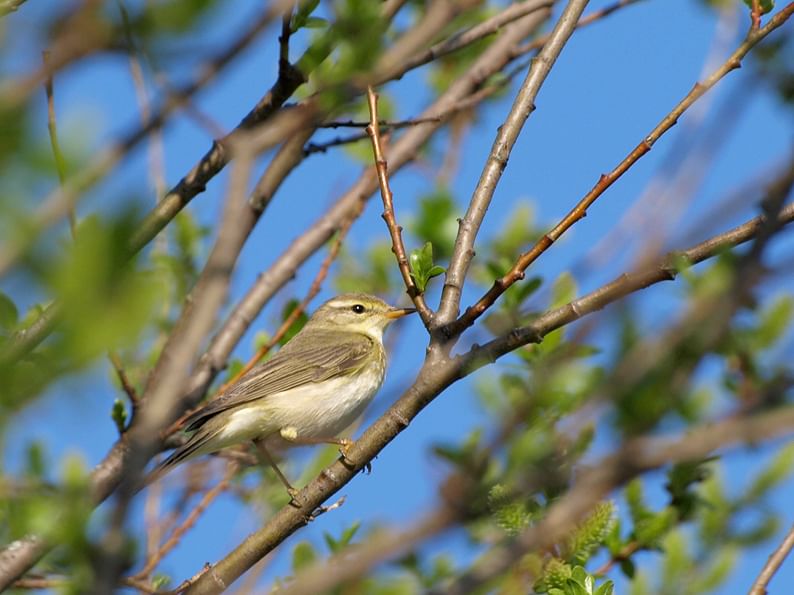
140,426,221,491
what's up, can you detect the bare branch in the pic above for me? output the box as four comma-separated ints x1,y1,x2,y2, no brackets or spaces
749,521,794,595
437,0,591,328
450,3,794,335
281,508,458,595
131,463,238,580
751,0,763,30
388,0,554,84
474,201,794,365
366,86,434,324
90,144,257,592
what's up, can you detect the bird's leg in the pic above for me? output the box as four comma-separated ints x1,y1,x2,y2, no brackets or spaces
279,427,354,463
252,438,302,506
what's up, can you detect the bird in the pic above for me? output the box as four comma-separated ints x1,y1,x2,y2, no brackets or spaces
147,292,415,499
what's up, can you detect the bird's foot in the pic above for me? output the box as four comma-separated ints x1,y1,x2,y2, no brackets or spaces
337,437,356,465
287,486,304,508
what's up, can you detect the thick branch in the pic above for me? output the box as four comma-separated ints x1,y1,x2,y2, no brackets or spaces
90,146,256,592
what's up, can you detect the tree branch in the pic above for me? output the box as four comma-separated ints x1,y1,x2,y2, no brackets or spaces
437,0,591,328
365,86,434,324
448,2,794,336
749,521,794,595
89,143,257,591
0,9,553,588
182,203,794,594
0,3,300,365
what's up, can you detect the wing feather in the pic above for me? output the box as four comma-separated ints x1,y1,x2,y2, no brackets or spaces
185,329,374,431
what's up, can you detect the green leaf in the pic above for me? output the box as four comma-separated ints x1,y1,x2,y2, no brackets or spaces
0,291,18,330
302,16,328,28
152,575,171,590
407,188,458,260
745,442,794,500
25,442,46,478
566,501,615,565
409,242,445,293
742,0,774,14
619,558,635,579
324,520,360,553
665,458,714,519
291,541,317,572
291,0,322,32
752,295,793,350
111,398,128,434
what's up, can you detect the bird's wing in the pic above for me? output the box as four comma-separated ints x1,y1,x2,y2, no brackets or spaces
184,330,375,431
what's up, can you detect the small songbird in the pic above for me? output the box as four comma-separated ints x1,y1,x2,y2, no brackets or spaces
148,293,415,498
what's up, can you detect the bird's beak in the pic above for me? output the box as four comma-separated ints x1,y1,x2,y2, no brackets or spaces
385,307,417,320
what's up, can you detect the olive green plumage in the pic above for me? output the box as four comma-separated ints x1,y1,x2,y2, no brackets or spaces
148,293,414,488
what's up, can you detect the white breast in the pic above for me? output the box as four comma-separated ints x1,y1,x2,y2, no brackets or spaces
219,360,386,443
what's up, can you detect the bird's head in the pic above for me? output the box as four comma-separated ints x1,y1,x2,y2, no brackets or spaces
307,293,415,340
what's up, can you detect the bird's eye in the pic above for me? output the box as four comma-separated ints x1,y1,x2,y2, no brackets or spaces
351,304,365,314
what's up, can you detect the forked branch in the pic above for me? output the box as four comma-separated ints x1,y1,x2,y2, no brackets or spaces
449,2,794,336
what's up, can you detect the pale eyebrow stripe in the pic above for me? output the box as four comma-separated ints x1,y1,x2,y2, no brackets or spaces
327,300,351,309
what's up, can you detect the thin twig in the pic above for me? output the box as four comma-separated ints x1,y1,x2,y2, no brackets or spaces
515,0,644,56
594,540,641,576
278,3,293,72
365,86,433,325
12,576,160,594
42,51,74,236
319,116,443,129
748,521,794,595
132,462,238,579
45,47,141,423
393,0,555,84
109,352,140,408
449,3,794,335
751,0,762,29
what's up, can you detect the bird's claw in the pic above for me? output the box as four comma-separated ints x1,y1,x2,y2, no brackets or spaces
337,438,354,464
287,487,304,508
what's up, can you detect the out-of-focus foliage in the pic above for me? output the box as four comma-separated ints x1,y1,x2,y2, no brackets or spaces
1,0,793,593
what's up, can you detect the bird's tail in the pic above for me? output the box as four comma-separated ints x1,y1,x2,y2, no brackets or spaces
139,426,221,491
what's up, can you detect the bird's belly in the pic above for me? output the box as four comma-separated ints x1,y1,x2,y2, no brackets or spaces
224,364,385,443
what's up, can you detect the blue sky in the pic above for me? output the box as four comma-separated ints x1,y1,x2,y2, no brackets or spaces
3,0,794,592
